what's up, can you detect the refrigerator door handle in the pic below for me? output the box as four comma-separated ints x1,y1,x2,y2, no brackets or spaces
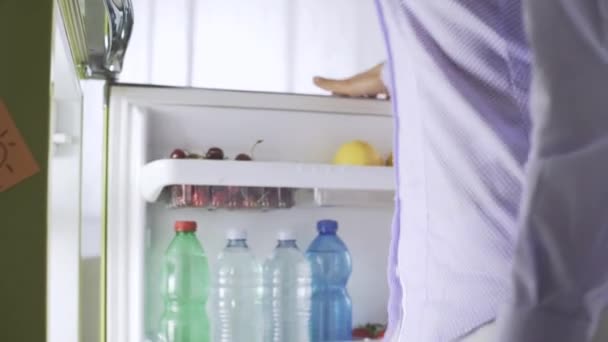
102,0,134,77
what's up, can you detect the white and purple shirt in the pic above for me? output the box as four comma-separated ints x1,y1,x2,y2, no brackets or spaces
376,0,608,341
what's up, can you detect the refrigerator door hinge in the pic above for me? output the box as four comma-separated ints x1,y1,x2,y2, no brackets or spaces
83,0,134,80
102,0,134,77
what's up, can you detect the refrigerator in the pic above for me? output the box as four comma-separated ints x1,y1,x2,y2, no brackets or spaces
105,86,394,342
0,1,395,342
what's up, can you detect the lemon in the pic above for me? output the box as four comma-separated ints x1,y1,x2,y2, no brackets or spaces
333,140,384,166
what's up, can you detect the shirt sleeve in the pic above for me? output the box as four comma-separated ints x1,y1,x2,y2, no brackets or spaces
496,1,608,341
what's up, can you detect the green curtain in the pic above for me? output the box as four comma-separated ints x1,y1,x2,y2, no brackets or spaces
0,1,54,341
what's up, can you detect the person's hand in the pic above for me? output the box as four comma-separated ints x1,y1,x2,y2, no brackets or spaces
313,63,389,98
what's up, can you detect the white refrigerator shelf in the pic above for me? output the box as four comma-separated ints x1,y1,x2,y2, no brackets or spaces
139,159,396,203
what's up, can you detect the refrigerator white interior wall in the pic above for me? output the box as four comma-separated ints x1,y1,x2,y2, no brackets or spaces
145,105,393,162
107,102,149,342
106,87,394,340
48,9,83,342
119,0,385,93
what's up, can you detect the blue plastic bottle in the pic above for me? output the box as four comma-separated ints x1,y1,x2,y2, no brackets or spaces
306,220,352,341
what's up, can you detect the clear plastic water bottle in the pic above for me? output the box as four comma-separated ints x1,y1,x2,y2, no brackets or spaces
263,231,312,342
157,221,211,342
212,229,264,342
306,220,353,342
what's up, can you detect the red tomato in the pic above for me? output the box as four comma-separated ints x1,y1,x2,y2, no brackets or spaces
352,327,371,339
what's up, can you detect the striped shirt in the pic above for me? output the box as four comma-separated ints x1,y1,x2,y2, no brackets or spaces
375,0,530,340
377,0,608,341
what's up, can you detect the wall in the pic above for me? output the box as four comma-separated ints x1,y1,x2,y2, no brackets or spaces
0,1,53,341
119,0,386,92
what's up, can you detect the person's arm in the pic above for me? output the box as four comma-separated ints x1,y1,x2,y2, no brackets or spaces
496,1,608,341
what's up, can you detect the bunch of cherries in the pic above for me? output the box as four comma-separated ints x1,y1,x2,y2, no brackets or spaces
168,141,294,209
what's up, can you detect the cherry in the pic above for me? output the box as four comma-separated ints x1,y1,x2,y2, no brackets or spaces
235,153,252,161
170,148,187,159
205,147,224,160
235,139,263,161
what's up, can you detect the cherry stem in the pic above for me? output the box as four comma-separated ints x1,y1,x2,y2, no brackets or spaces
250,139,263,159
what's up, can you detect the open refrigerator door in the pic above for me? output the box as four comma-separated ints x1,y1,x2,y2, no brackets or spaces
48,5,84,342
104,85,394,342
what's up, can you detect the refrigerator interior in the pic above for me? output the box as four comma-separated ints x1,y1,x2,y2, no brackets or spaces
106,86,394,341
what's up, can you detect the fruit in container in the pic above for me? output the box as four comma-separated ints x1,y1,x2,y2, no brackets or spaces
279,188,295,208
211,185,230,209
333,140,384,166
191,186,210,207
205,147,232,208
189,150,210,206
352,323,387,340
204,147,230,208
167,141,295,210
211,186,232,209
226,186,242,209
169,148,192,208
256,188,271,209
241,191,258,209
169,148,211,208
211,188,229,208
171,184,193,208
231,140,264,208
268,188,294,208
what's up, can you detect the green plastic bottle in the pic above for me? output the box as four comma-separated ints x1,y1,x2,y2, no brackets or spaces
158,221,211,342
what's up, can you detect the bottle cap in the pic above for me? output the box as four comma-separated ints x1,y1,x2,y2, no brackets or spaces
317,219,338,234
277,230,296,241
175,220,197,232
227,228,247,240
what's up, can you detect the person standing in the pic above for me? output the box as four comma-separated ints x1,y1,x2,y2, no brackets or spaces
315,0,608,341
